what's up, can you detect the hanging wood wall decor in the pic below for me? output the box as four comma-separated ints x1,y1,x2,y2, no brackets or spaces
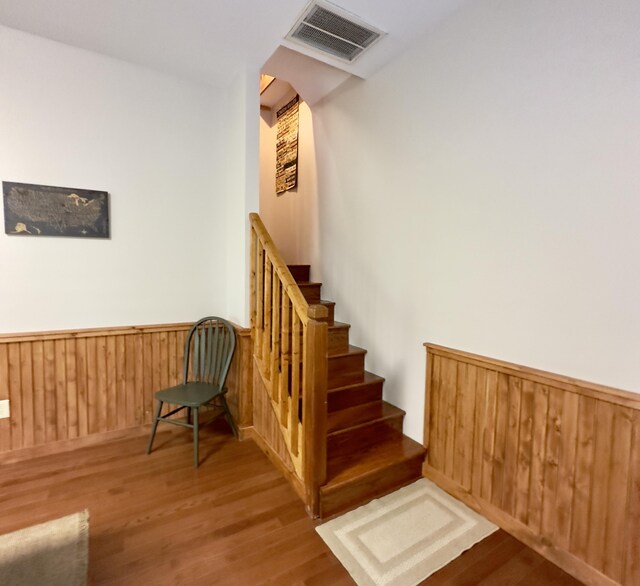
275,95,299,194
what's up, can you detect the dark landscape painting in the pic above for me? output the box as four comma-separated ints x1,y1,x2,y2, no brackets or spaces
3,182,109,238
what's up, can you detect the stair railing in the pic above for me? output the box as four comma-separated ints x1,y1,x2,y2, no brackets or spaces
249,213,328,515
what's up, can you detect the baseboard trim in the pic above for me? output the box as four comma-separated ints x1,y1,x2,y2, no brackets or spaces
0,425,150,465
423,465,617,586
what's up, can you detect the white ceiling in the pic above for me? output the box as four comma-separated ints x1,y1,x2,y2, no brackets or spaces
0,0,468,88
262,46,351,106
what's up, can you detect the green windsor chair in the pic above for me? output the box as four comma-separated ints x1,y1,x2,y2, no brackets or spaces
146,316,238,467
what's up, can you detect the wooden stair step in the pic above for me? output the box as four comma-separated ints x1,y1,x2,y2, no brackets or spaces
327,345,366,389
325,426,424,485
320,427,425,517
327,401,404,436
327,403,405,456
328,371,384,412
327,321,350,356
298,282,322,303
287,264,310,283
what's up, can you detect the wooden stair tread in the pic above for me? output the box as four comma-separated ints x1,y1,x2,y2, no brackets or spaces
328,371,384,393
327,401,404,435
323,427,425,490
329,344,366,359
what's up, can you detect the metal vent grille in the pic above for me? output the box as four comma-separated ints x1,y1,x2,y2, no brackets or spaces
286,1,384,63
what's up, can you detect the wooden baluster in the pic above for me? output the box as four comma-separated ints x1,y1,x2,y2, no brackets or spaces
302,305,328,517
290,313,301,457
250,228,256,330
262,257,272,376
270,277,281,402
255,241,264,360
280,294,291,428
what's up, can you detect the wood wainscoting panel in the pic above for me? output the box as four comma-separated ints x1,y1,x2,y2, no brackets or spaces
225,328,253,432
0,322,252,458
424,344,640,586
250,358,305,503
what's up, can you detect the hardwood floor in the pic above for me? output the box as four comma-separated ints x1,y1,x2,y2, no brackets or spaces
0,425,582,585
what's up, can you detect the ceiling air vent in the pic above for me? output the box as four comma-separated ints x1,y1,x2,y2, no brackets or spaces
285,1,385,63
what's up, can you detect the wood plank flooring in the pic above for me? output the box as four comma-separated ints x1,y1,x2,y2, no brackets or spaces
0,425,582,585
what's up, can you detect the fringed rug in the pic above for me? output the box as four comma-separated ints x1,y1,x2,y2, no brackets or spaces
316,479,497,586
0,510,89,586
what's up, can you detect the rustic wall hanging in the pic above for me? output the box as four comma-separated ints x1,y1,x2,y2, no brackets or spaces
275,95,299,194
3,181,109,238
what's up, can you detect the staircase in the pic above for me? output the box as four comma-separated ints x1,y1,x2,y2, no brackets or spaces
288,264,425,518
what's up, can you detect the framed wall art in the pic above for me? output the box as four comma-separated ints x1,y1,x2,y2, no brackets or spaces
275,95,299,194
3,181,110,238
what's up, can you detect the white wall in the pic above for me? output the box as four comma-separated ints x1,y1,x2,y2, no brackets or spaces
312,0,640,441
0,25,230,333
224,70,260,326
259,95,320,266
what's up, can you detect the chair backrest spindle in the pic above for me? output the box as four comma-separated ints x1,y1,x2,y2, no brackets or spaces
183,317,236,387
211,323,222,384
205,321,214,382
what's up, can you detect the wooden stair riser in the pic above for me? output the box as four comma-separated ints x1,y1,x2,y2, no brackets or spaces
327,417,404,455
327,401,405,436
267,322,348,357
328,377,383,412
319,454,425,518
328,350,366,388
298,283,322,304
327,323,350,356
287,265,310,282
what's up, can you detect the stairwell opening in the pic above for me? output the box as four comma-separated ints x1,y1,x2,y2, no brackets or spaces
258,70,319,270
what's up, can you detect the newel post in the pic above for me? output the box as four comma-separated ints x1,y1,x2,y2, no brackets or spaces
303,304,329,517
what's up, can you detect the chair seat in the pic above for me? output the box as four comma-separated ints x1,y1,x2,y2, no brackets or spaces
155,382,225,408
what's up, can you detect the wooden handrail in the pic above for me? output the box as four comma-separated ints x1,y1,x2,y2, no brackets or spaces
249,213,326,325
249,213,328,516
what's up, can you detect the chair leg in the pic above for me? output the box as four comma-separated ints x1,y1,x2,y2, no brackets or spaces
193,407,199,468
146,399,163,454
221,396,238,438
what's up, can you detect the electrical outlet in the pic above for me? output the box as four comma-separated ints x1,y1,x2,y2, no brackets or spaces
0,399,10,419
